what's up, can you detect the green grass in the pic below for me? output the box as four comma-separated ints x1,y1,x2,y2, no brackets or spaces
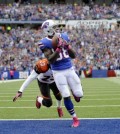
0,78,120,119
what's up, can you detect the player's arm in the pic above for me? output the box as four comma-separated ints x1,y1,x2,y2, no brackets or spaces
13,58,49,101
60,33,76,59
67,45,76,59
13,69,39,102
43,48,60,64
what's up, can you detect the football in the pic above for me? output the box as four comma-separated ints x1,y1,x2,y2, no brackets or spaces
35,58,49,73
52,35,59,49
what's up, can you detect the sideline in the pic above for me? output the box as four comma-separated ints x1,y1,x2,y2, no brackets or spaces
0,79,25,83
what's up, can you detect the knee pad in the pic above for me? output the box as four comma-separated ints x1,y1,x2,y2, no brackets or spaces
42,99,52,107
73,90,83,98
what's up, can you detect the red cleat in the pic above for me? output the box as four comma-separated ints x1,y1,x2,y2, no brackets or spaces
57,107,63,117
36,96,41,109
71,117,80,128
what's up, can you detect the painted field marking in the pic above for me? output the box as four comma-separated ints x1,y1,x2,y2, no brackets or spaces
0,94,120,98
0,87,119,90
0,118,120,121
0,90,120,94
0,105,120,108
0,98,120,102
105,77,120,85
0,79,25,83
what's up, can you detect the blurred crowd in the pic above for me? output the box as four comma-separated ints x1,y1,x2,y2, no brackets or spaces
0,23,120,74
0,2,120,21
69,25,120,71
0,27,42,72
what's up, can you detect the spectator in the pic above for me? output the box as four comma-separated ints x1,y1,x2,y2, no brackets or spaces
0,3,119,21
0,23,119,73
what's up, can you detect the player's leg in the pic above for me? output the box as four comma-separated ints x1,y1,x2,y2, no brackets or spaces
67,69,83,102
49,82,63,117
52,70,79,127
36,79,52,108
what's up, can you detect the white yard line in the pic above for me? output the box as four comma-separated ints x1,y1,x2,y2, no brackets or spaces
0,88,119,90
0,94,120,97
105,77,120,85
0,90,120,94
0,79,25,83
0,98,120,101
0,105,120,109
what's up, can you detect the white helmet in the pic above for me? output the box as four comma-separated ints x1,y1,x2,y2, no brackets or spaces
41,20,56,36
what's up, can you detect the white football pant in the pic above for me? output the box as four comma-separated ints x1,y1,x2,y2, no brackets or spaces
52,67,83,98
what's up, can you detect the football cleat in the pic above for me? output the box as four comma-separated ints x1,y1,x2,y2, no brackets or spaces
71,117,80,128
57,107,63,117
36,96,41,109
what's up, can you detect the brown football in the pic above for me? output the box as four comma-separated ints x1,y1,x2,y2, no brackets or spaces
35,58,49,73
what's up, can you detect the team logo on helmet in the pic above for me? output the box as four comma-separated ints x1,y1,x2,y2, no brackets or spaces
41,22,49,29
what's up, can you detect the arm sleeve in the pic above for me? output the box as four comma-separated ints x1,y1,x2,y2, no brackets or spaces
19,70,38,92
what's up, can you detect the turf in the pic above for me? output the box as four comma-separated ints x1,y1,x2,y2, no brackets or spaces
0,77,120,119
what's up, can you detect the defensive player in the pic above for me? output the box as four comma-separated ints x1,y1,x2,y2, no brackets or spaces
13,58,63,117
38,20,83,127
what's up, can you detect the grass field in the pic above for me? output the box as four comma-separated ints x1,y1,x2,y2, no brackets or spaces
0,77,120,119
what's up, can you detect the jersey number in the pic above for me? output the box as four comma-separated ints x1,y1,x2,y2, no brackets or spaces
57,48,69,61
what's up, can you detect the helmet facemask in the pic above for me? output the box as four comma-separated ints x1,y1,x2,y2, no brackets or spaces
41,20,65,37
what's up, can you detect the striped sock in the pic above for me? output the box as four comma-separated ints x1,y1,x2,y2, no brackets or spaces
64,97,75,116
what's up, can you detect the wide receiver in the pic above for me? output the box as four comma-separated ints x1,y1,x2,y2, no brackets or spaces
38,20,83,127
13,58,63,117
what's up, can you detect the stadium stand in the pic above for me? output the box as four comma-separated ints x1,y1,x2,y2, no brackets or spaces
0,0,120,79
0,2,119,21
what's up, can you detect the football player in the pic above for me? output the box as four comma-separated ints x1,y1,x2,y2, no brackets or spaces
38,20,83,127
13,58,63,117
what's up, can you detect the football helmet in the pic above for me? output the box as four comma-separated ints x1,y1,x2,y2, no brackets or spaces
41,20,56,36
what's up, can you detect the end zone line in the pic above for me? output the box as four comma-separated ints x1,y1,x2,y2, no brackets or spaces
0,118,120,121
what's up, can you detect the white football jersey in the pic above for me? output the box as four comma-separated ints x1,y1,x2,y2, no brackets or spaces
37,69,54,84
18,69,54,92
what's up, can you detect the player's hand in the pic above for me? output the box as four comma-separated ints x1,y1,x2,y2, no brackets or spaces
13,91,22,102
58,37,70,49
57,38,65,48
55,38,64,53
56,37,69,52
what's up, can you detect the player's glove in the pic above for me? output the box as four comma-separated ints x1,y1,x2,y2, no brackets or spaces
13,91,22,102
55,38,62,53
58,37,71,50
61,39,71,50
58,38,64,47
55,37,66,53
